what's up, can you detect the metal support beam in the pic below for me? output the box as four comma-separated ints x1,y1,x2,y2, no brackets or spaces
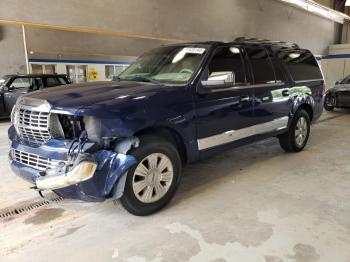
21,25,29,74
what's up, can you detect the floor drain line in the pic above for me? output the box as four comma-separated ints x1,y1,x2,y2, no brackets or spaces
0,197,64,218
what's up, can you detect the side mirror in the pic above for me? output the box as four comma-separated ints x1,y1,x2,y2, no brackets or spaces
335,81,340,85
7,86,14,92
201,71,235,89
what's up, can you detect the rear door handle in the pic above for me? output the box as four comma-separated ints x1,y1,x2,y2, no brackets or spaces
282,89,289,97
240,96,250,102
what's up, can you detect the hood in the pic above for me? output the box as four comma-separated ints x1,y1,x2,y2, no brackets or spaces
23,81,166,113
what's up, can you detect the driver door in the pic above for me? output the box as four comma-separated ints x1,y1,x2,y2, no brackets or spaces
194,46,255,151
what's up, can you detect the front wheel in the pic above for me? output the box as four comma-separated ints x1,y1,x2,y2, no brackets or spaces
120,135,182,216
324,94,335,111
279,109,310,153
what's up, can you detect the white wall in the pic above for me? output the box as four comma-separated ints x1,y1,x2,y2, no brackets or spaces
321,44,350,88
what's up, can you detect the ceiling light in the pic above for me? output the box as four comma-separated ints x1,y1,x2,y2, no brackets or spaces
289,53,301,59
229,47,240,54
277,0,350,24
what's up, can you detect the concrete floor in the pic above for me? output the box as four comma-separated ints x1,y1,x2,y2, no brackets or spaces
1,110,350,262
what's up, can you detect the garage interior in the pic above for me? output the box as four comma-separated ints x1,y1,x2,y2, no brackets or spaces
1,0,350,261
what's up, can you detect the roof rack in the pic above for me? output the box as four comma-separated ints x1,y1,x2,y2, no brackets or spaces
233,37,300,49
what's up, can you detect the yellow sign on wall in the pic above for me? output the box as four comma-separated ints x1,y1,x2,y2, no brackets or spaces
89,67,99,81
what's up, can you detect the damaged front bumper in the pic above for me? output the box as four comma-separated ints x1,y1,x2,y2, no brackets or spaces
8,126,137,202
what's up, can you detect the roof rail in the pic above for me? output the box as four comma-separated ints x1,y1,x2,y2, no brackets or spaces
233,37,300,49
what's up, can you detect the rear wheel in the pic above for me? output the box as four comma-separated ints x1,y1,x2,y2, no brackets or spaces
279,109,310,153
120,135,182,216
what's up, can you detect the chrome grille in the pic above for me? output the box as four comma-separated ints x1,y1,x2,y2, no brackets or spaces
11,149,62,171
16,108,51,144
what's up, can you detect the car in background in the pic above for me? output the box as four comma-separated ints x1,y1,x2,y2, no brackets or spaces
0,74,70,118
324,75,350,111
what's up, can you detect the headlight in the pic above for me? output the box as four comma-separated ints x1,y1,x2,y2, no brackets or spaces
36,161,97,190
11,104,20,133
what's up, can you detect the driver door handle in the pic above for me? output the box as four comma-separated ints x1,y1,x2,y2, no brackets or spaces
240,95,250,102
282,89,289,97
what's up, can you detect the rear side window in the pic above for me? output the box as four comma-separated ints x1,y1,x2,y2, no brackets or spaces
45,77,66,87
57,77,68,84
245,47,276,84
278,51,322,81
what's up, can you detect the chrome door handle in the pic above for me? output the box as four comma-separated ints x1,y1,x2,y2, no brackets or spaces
240,96,250,102
282,89,289,97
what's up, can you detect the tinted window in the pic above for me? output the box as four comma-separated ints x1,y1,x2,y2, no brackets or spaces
45,77,67,87
266,49,285,82
45,77,59,87
57,77,68,85
278,51,322,81
205,46,245,84
245,47,276,84
9,78,31,89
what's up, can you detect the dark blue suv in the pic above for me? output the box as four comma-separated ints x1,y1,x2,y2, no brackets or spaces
8,38,324,215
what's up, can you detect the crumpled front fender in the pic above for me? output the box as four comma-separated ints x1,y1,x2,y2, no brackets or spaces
94,150,137,196
52,150,137,201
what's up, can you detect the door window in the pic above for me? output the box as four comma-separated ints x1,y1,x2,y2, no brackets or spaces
245,47,276,84
105,65,115,80
31,64,56,74
31,64,44,74
45,77,59,87
57,77,68,84
77,65,87,83
9,78,31,90
203,46,246,85
66,65,87,83
44,65,56,74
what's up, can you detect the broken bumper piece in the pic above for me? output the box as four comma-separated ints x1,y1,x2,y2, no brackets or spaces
9,139,137,201
36,160,98,191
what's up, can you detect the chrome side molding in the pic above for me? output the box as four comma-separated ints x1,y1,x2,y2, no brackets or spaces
197,116,289,150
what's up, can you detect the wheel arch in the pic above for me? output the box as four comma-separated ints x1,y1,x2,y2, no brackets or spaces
295,103,314,122
134,126,188,164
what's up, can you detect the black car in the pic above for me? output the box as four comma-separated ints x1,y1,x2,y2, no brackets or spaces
324,75,350,111
0,74,69,118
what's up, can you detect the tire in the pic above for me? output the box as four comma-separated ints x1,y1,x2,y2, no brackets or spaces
324,94,334,111
120,135,182,216
278,109,310,153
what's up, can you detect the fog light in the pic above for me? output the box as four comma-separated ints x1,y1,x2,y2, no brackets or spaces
36,161,97,190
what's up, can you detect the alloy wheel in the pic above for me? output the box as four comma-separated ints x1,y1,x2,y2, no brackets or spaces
132,153,174,203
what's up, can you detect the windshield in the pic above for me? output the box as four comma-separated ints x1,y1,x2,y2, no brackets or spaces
341,75,350,84
118,45,208,84
0,75,11,86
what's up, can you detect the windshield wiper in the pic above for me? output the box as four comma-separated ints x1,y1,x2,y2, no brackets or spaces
129,75,163,86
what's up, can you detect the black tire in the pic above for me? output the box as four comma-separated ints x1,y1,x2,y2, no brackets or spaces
278,109,310,153
120,135,182,216
324,94,334,111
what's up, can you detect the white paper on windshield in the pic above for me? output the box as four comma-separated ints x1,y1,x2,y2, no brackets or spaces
182,47,206,54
